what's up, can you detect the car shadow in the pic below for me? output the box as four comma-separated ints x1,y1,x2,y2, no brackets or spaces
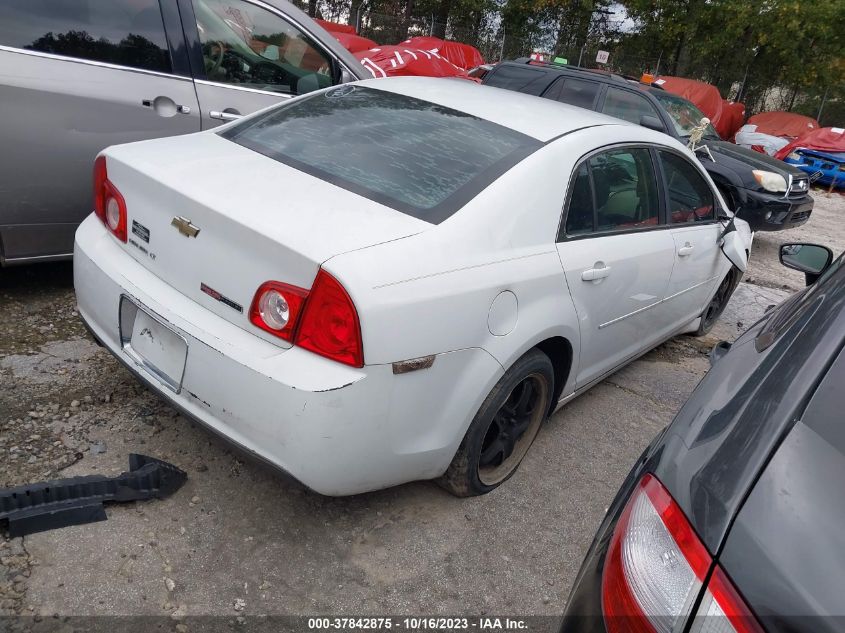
0,261,74,295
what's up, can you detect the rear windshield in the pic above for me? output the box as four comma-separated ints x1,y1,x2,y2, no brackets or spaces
220,85,542,224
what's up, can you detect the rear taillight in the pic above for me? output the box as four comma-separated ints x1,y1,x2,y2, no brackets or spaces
250,270,363,368
93,156,127,242
295,270,363,368
602,474,763,633
249,281,308,342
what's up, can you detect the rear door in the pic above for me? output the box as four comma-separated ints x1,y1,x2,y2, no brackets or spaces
541,76,602,111
657,150,725,328
556,146,676,387
599,86,662,127
179,0,343,129
0,0,200,261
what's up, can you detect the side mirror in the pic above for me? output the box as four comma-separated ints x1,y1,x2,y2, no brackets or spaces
709,340,732,366
640,115,665,133
718,217,748,272
780,243,833,285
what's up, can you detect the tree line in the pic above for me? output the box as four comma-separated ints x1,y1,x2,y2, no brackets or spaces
294,0,844,125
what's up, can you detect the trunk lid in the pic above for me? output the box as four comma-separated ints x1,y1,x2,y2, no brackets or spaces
103,132,427,345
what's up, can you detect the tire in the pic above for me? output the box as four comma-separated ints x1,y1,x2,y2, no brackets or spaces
438,349,554,497
691,267,740,337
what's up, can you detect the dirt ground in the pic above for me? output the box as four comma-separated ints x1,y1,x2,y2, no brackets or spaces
1,190,843,628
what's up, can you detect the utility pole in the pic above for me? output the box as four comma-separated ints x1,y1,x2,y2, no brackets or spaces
817,85,829,122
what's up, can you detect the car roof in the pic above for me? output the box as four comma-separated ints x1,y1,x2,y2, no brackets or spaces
503,58,633,83
355,76,634,142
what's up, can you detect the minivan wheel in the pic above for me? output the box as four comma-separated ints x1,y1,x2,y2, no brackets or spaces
437,349,553,497
693,267,739,336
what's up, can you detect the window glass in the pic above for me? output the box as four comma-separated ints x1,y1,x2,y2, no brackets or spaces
601,87,660,125
545,77,600,110
659,151,716,223
193,0,333,95
563,163,595,237
483,65,550,96
589,148,659,232
652,90,721,140
0,0,171,72
220,86,542,224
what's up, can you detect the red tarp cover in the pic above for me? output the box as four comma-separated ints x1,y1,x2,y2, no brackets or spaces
331,31,378,53
314,18,356,35
354,46,473,80
399,36,484,70
723,101,746,140
653,76,744,139
747,111,820,139
775,127,845,160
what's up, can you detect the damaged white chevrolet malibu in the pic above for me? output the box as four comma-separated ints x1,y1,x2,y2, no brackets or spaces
74,77,751,497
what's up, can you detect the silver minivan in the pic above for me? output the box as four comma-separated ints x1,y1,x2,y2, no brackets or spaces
0,0,368,265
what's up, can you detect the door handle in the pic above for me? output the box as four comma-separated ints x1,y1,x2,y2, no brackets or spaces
678,243,694,257
581,264,611,281
141,97,191,115
209,110,243,122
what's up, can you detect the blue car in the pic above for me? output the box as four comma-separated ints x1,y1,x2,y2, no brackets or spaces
784,148,845,188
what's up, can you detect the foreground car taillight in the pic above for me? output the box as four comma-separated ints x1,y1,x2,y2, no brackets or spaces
602,474,763,633
250,270,363,368
93,156,128,242
249,281,308,341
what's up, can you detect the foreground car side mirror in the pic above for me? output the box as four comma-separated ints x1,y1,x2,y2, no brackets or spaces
780,243,833,285
639,115,665,133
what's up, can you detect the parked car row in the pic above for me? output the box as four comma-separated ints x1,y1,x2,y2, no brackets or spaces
0,2,818,266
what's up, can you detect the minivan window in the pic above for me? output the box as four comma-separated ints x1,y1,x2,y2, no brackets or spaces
544,77,601,109
221,86,542,223
601,87,660,126
0,0,171,73
192,0,333,95
659,151,716,223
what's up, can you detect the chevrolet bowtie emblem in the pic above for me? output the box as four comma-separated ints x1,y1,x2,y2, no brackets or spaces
171,216,200,238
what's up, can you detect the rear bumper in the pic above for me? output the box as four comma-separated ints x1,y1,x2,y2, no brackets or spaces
73,215,503,496
735,188,813,231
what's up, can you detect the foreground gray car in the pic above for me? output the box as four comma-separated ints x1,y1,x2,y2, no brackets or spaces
561,242,845,632
0,0,367,265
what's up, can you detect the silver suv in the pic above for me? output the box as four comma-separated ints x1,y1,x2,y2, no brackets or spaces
0,0,367,265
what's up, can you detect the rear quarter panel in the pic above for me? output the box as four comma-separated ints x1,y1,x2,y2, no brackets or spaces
324,139,579,380
327,126,680,394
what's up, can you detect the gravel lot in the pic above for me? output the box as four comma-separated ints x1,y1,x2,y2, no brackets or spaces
1,190,843,626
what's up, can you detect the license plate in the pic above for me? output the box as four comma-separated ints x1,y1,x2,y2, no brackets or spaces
119,296,188,393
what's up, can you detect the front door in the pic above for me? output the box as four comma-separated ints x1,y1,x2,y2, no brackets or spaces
556,147,676,388
183,0,339,129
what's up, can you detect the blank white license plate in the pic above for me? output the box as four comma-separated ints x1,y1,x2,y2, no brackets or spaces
119,296,187,393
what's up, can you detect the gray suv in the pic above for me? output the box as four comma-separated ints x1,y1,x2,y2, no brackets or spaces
0,0,368,265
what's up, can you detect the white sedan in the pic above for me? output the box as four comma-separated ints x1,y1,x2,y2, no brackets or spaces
74,77,751,497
